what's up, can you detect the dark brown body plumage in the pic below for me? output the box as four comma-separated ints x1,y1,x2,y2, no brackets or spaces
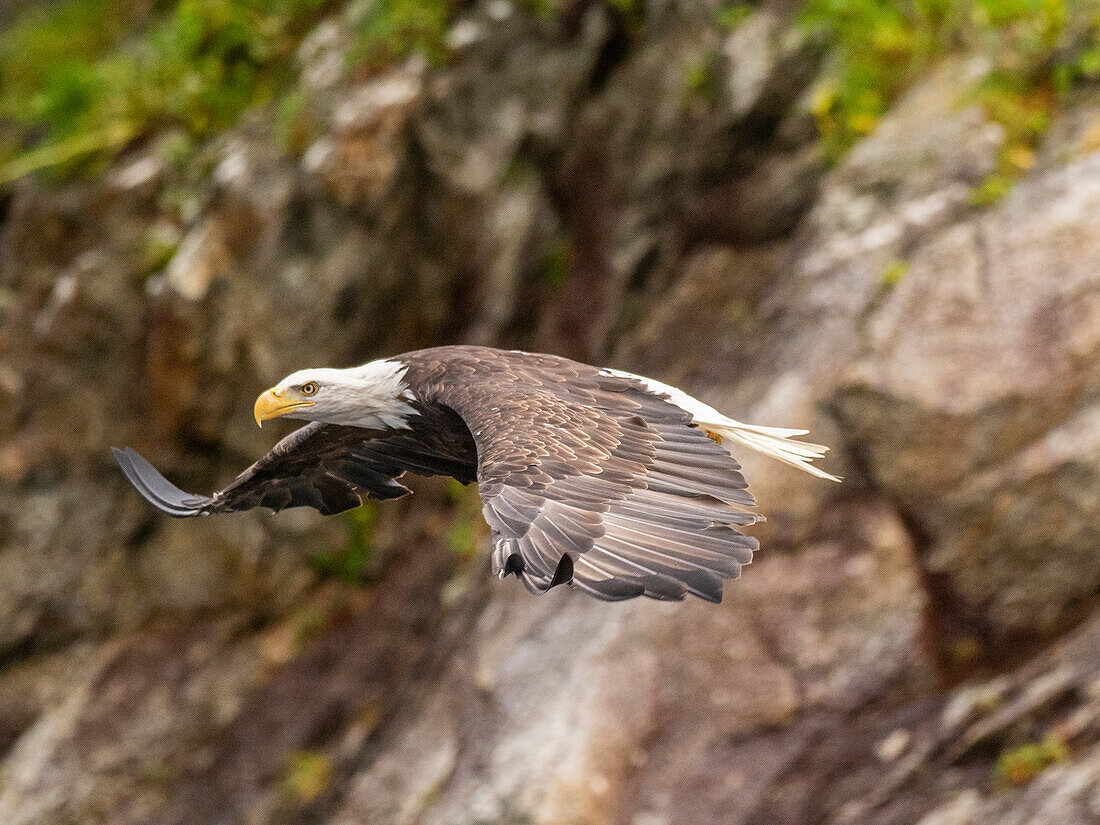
116,346,760,602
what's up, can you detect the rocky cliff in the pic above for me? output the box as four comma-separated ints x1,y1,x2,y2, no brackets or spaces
1,1,1099,824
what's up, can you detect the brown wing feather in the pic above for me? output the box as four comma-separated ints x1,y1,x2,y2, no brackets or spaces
415,348,760,603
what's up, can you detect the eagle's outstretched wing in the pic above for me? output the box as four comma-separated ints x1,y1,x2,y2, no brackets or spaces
114,413,477,518
430,354,760,603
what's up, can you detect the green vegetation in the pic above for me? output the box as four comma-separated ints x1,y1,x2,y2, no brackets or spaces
801,0,1100,176
518,0,644,26
683,50,722,104
949,634,983,666
445,479,487,561
0,0,470,182
346,0,452,72
615,0,647,20
969,173,1015,205
291,604,331,648
537,236,570,291
5,0,1098,192
518,0,559,21
718,3,754,31
0,0,331,183
993,734,1069,786
275,88,316,157
311,503,378,584
280,749,334,803
135,222,182,277
879,258,909,289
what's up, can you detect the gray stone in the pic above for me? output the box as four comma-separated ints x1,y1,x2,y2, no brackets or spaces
833,152,1100,638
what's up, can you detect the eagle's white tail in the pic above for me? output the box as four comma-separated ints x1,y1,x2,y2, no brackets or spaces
706,420,841,482
598,367,842,482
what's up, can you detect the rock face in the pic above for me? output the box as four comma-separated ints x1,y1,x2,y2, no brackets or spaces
823,84,1100,644
2,2,1100,824
835,157,1100,640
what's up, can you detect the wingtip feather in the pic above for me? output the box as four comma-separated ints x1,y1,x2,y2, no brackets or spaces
113,446,211,517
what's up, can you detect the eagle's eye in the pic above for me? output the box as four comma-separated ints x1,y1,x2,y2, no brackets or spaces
299,382,319,396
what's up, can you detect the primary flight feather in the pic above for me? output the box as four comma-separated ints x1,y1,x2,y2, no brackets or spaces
115,346,838,603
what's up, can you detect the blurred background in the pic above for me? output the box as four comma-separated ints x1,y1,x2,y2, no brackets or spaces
1,0,1099,823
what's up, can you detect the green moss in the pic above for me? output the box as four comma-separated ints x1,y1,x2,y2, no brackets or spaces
800,0,1100,162
683,50,722,104
970,173,1014,205
517,0,560,21
537,236,570,291
445,478,486,561
0,0,330,182
518,0,643,27
994,734,1069,786
0,0,155,114
157,130,199,171
348,0,453,72
880,258,909,289
800,0,927,160
135,223,182,277
949,634,983,665
280,750,334,803
311,503,378,584
139,756,172,788
275,89,317,157
718,3,753,31
0,123,137,185
609,0,646,28
291,604,331,648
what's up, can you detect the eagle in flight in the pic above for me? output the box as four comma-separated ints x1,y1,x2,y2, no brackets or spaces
115,346,837,603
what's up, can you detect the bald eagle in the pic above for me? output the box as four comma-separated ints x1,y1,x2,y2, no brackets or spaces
115,346,838,602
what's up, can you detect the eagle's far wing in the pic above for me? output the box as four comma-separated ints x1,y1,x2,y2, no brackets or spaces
114,418,477,518
443,366,760,603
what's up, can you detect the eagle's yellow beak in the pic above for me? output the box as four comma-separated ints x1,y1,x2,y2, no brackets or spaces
253,388,315,427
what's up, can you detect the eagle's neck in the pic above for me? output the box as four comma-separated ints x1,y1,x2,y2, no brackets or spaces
311,359,420,430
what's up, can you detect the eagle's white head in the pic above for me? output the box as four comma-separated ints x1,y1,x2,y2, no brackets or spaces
254,359,418,430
